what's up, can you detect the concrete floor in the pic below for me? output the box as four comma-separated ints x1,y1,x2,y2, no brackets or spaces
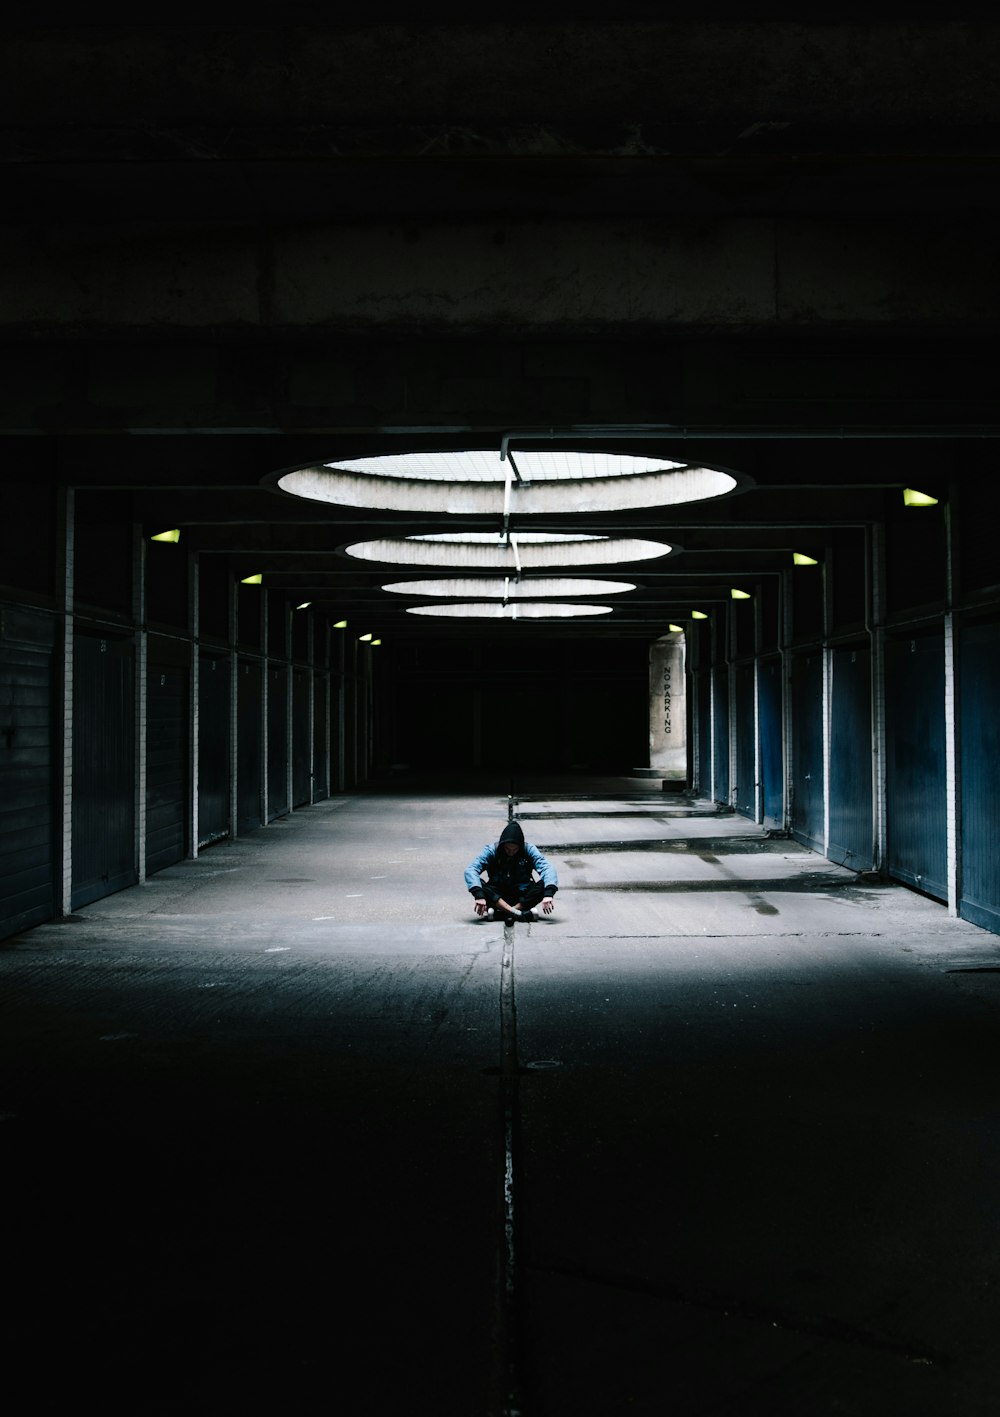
3,778,1000,1415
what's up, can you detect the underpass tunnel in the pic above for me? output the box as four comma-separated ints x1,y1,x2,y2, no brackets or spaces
3,439,997,938
4,19,1000,1415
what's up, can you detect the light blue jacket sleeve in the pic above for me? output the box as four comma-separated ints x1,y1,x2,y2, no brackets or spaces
525,842,558,892
464,844,494,894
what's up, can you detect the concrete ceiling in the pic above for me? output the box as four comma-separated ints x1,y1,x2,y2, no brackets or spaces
3,22,997,638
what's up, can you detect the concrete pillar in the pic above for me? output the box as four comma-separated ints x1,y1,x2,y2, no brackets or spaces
648,632,687,782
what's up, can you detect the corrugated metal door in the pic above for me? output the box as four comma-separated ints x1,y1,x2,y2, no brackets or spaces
72,632,135,909
734,663,755,819
828,644,873,871
712,666,729,803
292,668,310,807
267,664,288,819
959,620,1000,932
237,659,262,833
146,663,187,875
791,652,824,852
0,612,55,939
758,658,783,828
198,654,229,845
312,673,329,802
885,631,946,900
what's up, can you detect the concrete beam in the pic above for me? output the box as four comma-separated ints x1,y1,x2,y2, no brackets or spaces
3,218,999,337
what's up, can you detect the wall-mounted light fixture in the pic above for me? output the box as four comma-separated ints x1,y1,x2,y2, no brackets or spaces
793,552,818,566
731,588,751,600
372,639,382,646
295,601,311,610
668,623,684,633
150,529,180,543
333,620,347,629
903,487,939,507
240,573,263,585
359,633,373,642
691,610,708,620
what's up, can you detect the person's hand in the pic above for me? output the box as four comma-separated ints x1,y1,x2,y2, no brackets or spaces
541,896,554,914
474,899,488,917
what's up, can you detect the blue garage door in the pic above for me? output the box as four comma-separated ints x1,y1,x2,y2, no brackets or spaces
828,644,873,872
960,620,1000,933
712,666,729,804
0,612,55,939
72,633,136,908
758,658,783,829
734,663,756,820
885,632,946,900
791,652,824,853
237,659,262,833
198,653,230,846
146,663,188,875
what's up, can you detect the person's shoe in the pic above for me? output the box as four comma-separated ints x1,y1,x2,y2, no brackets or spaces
519,910,537,923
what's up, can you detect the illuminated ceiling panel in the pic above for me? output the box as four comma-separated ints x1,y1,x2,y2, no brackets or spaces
322,450,685,481
406,602,615,619
278,450,738,515
381,577,636,598
344,534,673,569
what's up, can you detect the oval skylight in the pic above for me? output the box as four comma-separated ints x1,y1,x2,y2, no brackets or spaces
324,451,686,482
344,534,673,569
407,602,615,619
278,450,738,515
382,577,636,598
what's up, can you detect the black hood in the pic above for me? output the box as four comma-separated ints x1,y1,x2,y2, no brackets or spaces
498,820,525,850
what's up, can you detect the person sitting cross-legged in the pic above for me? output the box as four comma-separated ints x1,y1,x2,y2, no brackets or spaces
465,819,558,923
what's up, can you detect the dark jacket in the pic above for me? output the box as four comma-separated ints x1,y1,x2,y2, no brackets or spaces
464,819,559,900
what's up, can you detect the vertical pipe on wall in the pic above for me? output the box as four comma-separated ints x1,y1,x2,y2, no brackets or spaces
708,639,717,805
780,568,794,834
867,522,888,874
286,602,294,813
821,548,833,859
58,486,74,916
228,572,239,840
307,611,316,805
188,550,200,858
753,591,762,824
336,629,346,793
260,589,269,824
943,496,961,916
727,602,737,808
133,523,147,885
323,627,332,799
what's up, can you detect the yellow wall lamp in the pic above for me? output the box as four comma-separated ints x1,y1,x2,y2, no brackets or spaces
903,487,939,507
